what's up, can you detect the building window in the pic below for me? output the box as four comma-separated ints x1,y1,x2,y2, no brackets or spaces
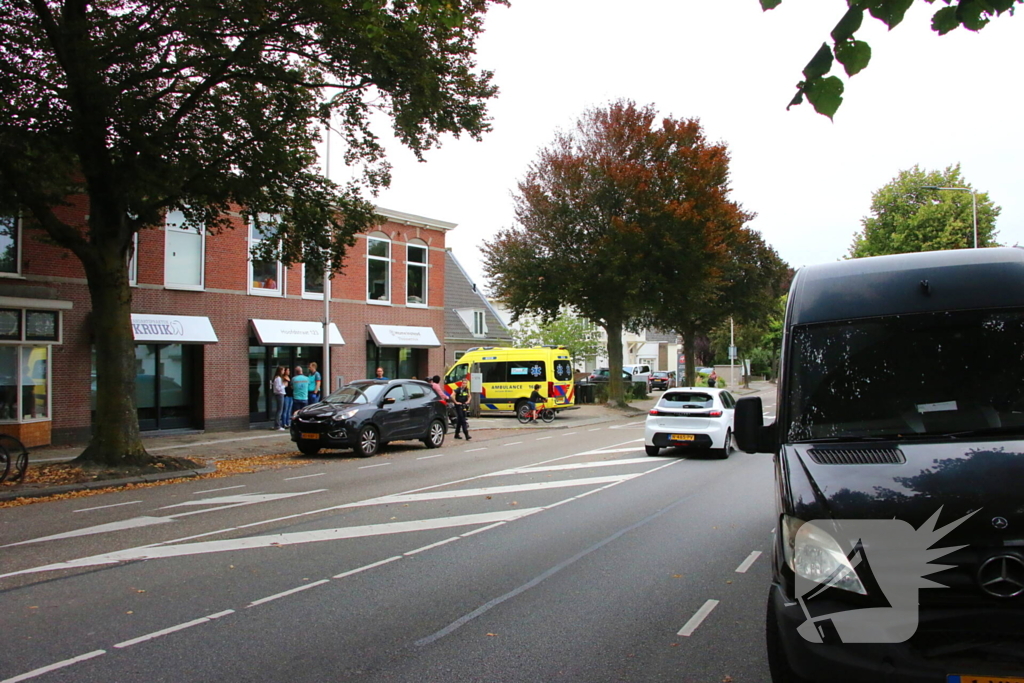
406,242,428,306
303,261,324,299
0,345,49,422
473,310,486,336
0,214,20,276
367,234,390,303
249,214,283,295
128,233,138,286
164,209,205,289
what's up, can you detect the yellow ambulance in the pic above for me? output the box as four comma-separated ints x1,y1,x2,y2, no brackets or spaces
443,346,575,415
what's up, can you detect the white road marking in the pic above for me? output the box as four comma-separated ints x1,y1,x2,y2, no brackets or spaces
561,432,577,436
460,522,506,538
574,446,646,457
1,650,107,683
284,473,325,481
0,509,542,578
248,580,330,608
465,448,487,452
2,516,174,547
192,485,246,495
73,501,141,513
588,428,602,431
535,436,552,441
333,556,402,579
503,441,523,446
486,457,668,476
114,610,234,649
735,550,763,573
336,475,643,508
160,491,321,510
358,463,391,469
677,599,720,636
148,433,288,452
416,453,445,460
404,536,460,556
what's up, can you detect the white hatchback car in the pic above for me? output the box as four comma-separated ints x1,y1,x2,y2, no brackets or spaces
645,388,736,458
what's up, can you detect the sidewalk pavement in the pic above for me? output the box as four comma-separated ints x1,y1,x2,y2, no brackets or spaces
2,381,773,502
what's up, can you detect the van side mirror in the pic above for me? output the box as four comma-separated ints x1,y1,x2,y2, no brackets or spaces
735,397,777,453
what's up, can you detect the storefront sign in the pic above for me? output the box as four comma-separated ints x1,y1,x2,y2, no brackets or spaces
367,324,441,348
251,319,344,346
131,314,218,343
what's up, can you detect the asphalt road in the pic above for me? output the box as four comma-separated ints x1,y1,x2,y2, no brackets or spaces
0,387,779,683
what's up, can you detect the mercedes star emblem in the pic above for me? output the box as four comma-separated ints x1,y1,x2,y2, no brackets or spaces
992,516,1009,530
977,554,1024,598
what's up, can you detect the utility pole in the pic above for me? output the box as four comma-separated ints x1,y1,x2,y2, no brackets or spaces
730,317,735,387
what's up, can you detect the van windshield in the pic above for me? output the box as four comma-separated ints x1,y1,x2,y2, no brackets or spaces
786,309,1024,442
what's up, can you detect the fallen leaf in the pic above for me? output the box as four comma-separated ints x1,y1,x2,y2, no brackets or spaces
672,574,683,578
511,501,518,506
126,611,133,614
726,580,733,584
28,606,37,609
486,633,498,637
486,496,492,500
723,677,733,682
136,589,146,593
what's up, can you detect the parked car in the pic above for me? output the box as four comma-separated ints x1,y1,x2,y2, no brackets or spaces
622,363,653,389
586,368,631,383
645,387,736,458
290,379,447,457
650,371,675,390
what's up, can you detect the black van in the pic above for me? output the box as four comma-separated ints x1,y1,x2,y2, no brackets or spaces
735,247,1024,682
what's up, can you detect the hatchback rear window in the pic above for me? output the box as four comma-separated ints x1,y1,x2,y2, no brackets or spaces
661,392,714,409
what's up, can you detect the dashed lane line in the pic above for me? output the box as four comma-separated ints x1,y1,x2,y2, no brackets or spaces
114,610,234,648
284,473,325,481
677,599,720,637
358,463,391,469
1,650,107,683
735,550,762,573
192,485,246,495
248,581,330,608
74,501,141,513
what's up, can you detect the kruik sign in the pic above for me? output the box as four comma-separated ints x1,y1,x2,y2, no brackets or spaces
130,314,219,343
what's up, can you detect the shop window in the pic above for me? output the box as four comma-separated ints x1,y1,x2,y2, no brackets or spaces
164,209,205,289
249,214,283,295
406,242,428,306
0,345,49,421
0,214,19,276
303,261,324,299
367,233,390,303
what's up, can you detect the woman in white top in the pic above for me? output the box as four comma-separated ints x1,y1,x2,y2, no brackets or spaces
271,366,288,430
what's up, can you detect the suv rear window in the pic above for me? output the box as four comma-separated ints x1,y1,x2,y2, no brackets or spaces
661,392,714,409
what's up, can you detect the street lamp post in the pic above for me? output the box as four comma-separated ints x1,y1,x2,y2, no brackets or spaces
923,185,978,249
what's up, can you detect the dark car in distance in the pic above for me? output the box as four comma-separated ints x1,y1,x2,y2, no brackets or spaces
650,371,674,390
290,379,447,457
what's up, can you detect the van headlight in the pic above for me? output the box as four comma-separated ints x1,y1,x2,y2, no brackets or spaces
783,516,867,595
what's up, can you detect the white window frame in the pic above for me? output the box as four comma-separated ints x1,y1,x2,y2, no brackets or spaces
0,214,23,278
301,262,325,300
248,214,284,297
128,232,138,286
473,310,487,336
366,232,391,305
163,209,205,291
406,241,428,307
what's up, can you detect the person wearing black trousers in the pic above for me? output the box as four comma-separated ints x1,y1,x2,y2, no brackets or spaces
453,381,471,440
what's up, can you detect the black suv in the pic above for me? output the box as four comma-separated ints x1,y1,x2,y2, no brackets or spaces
291,379,447,457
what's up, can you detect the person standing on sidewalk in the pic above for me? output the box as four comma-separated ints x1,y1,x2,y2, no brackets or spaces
282,367,294,428
453,380,471,440
308,361,322,403
271,366,287,430
291,366,310,415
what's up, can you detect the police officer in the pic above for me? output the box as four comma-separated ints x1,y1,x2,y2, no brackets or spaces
453,381,471,440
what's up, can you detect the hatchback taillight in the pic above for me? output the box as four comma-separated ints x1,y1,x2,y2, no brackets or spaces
649,409,661,416
709,410,723,417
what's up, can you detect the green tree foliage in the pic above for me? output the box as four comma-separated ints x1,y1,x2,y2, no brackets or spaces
510,310,603,371
0,0,502,466
761,0,1022,118
848,164,1000,257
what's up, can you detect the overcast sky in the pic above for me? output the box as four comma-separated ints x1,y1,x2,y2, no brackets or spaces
325,0,1023,288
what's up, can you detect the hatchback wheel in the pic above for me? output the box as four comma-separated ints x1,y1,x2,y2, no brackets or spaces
645,445,661,457
356,426,379,457
423,419,445,449
714,430,732,459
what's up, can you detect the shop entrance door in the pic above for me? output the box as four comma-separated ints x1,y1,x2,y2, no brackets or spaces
135,343,197,431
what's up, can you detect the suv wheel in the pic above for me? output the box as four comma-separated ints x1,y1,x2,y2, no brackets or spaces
422,419,445,449
356,426,379,458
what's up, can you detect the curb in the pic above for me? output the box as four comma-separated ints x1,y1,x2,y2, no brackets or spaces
0,465,217,503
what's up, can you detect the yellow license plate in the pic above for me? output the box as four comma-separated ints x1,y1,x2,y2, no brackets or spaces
670,434,695,442
949,676,1024,683
300,433,319,440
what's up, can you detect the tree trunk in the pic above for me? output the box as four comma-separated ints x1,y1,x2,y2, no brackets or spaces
73,249,152,467
604,318,628,408
682,322,697,388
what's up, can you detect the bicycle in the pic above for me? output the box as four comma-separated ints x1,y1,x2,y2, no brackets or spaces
517,403,555,424
0,434,27,483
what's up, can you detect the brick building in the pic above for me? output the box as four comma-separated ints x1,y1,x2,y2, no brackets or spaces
0,205,454,447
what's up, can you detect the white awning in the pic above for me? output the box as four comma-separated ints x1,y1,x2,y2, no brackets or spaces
367,324,441,348
131,314,218,343
250,319,344,346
